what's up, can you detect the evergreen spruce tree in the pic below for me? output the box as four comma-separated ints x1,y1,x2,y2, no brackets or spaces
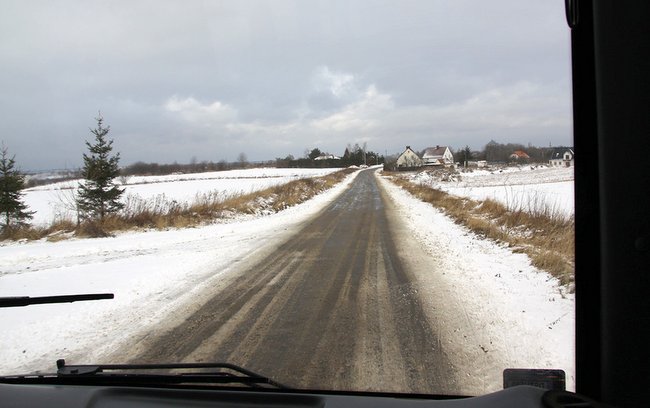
77,115,124,221
0,144,33,231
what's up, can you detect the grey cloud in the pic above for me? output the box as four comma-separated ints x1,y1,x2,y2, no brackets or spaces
0,0,572,170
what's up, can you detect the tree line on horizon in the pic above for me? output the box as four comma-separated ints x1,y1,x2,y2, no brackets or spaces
1,116,384,235
1,112,569,236
384,140,572,168
117,143,384,176
454,140,571,163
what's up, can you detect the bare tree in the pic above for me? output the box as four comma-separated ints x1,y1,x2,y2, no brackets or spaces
237,152,248,168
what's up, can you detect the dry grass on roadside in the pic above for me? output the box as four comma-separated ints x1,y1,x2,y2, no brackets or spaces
80,168,355,236
2,168,356,242
0,219,78,242
387,175,575,289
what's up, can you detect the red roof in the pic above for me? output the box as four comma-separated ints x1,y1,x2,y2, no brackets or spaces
510,150,530,159
422,146,448,157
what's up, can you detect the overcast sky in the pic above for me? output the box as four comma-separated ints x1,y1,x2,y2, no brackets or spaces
1,0,572,171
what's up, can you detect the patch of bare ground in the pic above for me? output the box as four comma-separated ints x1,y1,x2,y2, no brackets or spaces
1,168,357,242
384,171,574,290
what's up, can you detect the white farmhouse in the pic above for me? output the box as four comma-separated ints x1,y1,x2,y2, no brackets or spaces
396,146,423,169
422,145,454,166
549,148,575,167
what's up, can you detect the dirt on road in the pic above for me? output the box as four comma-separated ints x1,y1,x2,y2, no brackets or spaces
126,169,462,394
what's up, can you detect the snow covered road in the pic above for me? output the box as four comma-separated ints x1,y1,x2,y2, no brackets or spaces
0,171,359,377
123,169,459,395
0,167,574,395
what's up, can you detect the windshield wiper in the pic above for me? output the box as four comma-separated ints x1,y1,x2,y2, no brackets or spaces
0,360,288,390
0,293,114,308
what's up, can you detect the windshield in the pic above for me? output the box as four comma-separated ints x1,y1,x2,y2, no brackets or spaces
0,0,573,397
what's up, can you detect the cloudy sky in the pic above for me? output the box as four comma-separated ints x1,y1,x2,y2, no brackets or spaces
0,0,572,171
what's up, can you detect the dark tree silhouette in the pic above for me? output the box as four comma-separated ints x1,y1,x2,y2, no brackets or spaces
0,144,33,231
77,115,124,221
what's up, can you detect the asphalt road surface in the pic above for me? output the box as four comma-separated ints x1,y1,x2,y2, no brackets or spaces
131,169,458,394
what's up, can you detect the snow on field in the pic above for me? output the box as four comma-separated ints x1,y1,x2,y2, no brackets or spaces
23,168,340,226
1,166,574,394
0,170,359,376
411,165,574,218
377,171,575,392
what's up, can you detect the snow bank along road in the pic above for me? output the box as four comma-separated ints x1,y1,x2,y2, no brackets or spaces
120,168,574,395
1,167,573,395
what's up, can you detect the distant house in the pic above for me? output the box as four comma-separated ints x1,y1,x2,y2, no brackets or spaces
509,150,531,161
467,160,488,168
549,148,574,167
396,146,423,170
422,145,453,166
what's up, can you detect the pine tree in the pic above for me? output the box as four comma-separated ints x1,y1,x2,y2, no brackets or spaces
77,115,124,221
0,144,33,231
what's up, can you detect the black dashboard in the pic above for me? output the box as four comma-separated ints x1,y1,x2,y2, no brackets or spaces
1,383,593,408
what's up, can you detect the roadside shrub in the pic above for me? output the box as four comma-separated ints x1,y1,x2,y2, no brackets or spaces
76,221,112,238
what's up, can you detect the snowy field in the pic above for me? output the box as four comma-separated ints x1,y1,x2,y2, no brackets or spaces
0,170,359,376
23,168,340,226
0,166,574,393
410,165,574,219
377,172,574,392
